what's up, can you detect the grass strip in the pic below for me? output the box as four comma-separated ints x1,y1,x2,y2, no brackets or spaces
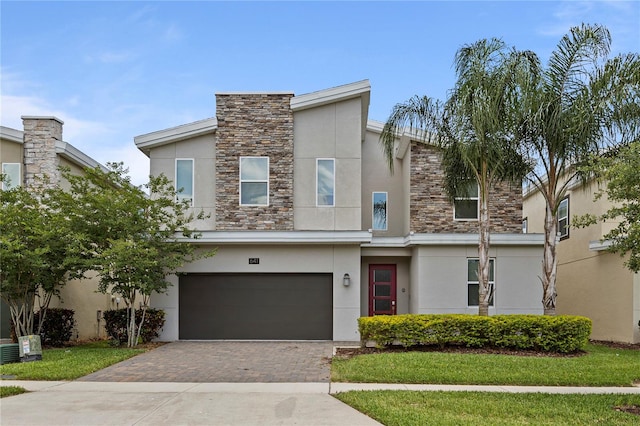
334,391,640,426
0,386,28,398
0,340,144,380
331,343,640,386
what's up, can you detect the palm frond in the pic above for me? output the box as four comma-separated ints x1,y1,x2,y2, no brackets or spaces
379,96,443,173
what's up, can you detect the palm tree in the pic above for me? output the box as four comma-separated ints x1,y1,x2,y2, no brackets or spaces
380,39,533,316
516,24,640,315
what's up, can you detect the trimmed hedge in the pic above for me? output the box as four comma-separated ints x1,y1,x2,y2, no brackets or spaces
35,308,77,347
10,308,77,346
358,314,592,353
103,308,165,344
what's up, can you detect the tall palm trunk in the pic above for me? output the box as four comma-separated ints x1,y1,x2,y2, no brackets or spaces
478,182,491,316
541,198,558,315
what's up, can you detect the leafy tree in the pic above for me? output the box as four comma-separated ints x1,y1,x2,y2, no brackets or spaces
0,181,82,338
516,24,640,314
380,39,533,315
573,142,640,272
55,163,216,347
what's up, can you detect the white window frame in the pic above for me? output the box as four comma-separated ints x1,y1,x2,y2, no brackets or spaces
453,183,479,221
175,158,194,206
316,158,335,207
467,258,495,307
558,197,569,240
1,163,21,190
240,156,269,206
372,191,388,231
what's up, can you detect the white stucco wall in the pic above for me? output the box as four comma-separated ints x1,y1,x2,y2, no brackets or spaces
293,98,362,231
411,244,543,315
149,134,216,230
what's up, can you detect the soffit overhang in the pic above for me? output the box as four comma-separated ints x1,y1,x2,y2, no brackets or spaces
363,233,545,248
134,117,218,157
175,230,372,245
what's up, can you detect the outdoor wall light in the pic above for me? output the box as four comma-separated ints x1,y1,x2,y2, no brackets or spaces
343,273,351,287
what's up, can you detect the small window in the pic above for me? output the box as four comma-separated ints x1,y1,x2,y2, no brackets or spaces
372,192,388,230
454,182,479,220
317,158,335,206
240,157,269,206
522,217,528,234
175,159,194,206
1,163,21,190
558,197,569,240
467,258,495,306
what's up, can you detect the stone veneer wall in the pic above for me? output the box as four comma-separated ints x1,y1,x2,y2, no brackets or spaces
22,117,63,189
215,93,294,230
410,143,522,233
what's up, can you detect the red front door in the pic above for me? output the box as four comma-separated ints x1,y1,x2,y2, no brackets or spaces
368,265,397,316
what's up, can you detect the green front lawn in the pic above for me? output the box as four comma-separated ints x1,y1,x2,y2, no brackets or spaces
331,343,640,386
0,340,145,380
334,391,640,426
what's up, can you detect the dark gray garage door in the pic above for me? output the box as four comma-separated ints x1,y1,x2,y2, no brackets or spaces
179,273,333,340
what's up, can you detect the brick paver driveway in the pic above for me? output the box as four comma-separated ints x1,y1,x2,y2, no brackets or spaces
79,341,334,383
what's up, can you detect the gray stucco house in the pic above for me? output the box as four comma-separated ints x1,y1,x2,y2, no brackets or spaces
135,80,544,342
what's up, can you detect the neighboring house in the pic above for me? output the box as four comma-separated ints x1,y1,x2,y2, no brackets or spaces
523,177,640,344
0,117,113,341
135,80,545,342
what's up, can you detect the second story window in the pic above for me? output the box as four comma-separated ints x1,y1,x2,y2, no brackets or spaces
558,196,569,240
175,159,194,206
317,158,335,206
240,156,269,206
372,192,388,230
1,163,21,190
454,182,479,220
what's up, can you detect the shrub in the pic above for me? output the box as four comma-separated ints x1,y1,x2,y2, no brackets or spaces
34,308,76,346
359,314,592,353
103,308,165,344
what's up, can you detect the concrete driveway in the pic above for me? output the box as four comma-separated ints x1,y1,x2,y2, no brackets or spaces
78,341,335,382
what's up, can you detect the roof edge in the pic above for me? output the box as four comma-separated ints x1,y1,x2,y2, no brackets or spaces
134,117,218,156
290,80,371,112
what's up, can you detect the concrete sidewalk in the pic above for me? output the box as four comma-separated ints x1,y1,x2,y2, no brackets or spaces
0,381,379,426
2,380,639,426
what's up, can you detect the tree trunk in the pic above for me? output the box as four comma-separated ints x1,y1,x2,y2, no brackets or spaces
542,200,558,315
478,190,491,316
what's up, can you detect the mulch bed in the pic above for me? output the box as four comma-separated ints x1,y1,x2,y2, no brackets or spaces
334,340,640,360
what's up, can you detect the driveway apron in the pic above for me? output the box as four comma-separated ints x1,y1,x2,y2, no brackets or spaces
78,341,334,383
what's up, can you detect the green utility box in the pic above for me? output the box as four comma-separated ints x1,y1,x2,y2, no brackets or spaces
18,335,42,362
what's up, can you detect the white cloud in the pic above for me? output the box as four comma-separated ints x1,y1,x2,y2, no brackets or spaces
0,92,149,186
537,1,640,54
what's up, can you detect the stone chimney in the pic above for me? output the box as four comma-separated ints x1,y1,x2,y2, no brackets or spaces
22,116,63,188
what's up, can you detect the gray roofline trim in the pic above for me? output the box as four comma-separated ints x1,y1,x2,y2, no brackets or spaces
0,126,23,143
363,233,545,248
55,141,108,172
176,231,372,244
216,91,294,95
134,117,218,156
290,80,371,112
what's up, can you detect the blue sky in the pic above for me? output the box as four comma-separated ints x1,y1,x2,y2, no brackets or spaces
2,1,639,186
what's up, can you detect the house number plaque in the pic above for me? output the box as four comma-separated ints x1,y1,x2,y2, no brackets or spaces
248,258,260,264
